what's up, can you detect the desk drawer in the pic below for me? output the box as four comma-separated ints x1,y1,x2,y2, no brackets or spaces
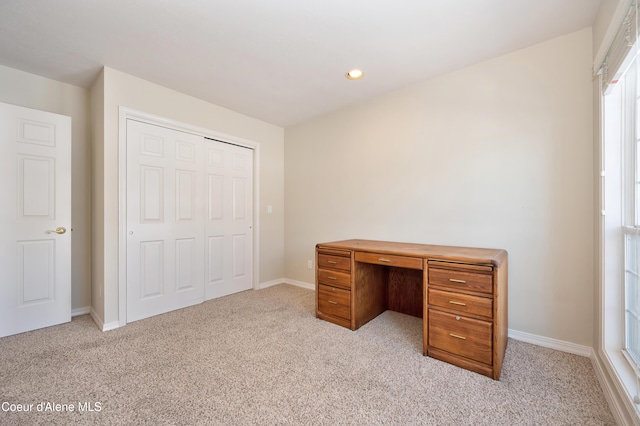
318,284,351,320
428,310,492,365
428,267,493,294
317,268,351,289
355,252,423,270
428,288,493,319
318,253,351,272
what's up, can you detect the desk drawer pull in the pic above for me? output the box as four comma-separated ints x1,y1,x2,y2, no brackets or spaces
328,300,338,305
378,258,392,262
327,260,338,264
449,278,466,284
449,333,466,340
327,276,337,280
449,300,466,306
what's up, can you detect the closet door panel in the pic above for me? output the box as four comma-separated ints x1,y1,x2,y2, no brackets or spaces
205,140,253,300
126,120,205,322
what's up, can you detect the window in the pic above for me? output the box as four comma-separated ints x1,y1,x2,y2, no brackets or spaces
602,33,640,409
618,56,640,369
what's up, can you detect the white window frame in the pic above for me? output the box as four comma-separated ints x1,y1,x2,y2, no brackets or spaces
620,55,640,372
602,45,640,419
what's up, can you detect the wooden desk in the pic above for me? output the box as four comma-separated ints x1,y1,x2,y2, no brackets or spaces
315,239,508,380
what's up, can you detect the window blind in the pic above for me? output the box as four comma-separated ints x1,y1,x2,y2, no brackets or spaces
600,0,638,94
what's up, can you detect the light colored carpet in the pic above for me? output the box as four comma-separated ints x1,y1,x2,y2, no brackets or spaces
0,284,615,425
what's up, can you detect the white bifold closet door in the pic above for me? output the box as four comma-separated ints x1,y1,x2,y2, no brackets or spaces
204,138,253,300
126,120,205,322
126,119,253,323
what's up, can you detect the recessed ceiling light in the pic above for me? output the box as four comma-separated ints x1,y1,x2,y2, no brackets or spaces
346,69,364,80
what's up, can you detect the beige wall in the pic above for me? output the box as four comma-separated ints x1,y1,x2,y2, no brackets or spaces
285,29,594,346
92,67,285,324
0,65,92,312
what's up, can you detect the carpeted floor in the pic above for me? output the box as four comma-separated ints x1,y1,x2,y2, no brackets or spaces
0,284,615,425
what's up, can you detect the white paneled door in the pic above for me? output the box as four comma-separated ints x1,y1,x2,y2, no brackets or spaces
205,138,253,300
0,102,72,338
126,120,205,322
126,119,253,323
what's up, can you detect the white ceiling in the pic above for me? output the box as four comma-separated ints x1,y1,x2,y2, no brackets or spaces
0,0,601,127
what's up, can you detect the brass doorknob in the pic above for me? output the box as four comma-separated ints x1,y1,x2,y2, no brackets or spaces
46,227,67,235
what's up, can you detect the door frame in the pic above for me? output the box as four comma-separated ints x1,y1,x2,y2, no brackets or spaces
117,107,260,327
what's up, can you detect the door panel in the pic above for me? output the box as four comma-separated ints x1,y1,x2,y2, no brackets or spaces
18,118,56,146
0,102,71,338
232,177,247,220
126,120,205,322
207,235,224,283
18,240,54,303
175,170,196,221
140,240,164,299
208,175,224,219
175,238,196,291
141,166,164,222
205,140,253,300
19,155,55,218
232,235,247,278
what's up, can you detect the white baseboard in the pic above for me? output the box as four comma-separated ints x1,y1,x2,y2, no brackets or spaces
258,279,285,289
89,308,104,330
281,278,315,290
71,306,91,317
102,320,120,331
589,348,638,426
507,328,592,357
259,278,315,291
89,307,120,332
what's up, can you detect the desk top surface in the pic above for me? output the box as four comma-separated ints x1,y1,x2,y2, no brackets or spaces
316,239,507,267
